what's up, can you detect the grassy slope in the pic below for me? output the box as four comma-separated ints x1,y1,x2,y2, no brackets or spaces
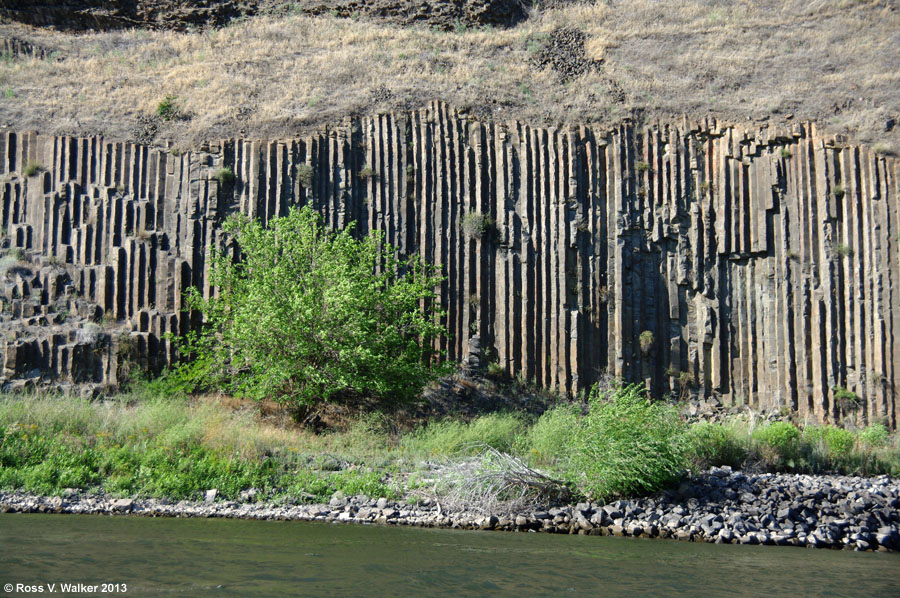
0,0,897,149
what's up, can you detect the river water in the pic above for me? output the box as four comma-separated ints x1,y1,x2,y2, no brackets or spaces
1,514,898,597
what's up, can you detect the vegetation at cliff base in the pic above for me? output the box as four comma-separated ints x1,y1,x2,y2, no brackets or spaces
171,206,447,408
2,386,897,505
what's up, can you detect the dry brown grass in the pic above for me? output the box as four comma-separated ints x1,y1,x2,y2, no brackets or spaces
0,0,897,146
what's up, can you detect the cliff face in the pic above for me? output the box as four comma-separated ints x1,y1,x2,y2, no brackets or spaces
0,0,528,31
1,103,897,426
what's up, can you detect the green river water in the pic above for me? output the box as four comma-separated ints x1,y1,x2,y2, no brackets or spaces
1,514,898,597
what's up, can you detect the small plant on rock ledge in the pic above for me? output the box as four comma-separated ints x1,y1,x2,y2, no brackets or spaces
213,166,235,185
296,163,314,188
486,361,507,380
23,161,42,177
461,211,495,241
638,330,654,355
358,165,376,180
832,243,853,258
833,385,861,411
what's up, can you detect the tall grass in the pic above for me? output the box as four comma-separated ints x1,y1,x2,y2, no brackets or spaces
0,392,399,500
559,383,689,499
401,413,528,457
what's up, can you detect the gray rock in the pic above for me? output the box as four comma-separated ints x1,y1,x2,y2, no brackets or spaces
110,498,133,512
329,493,349,508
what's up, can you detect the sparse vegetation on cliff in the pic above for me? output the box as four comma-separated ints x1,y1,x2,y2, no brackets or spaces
461,211,494,240
23,160,42,177
213,166,234,184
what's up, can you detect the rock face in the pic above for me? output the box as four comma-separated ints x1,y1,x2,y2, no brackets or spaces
0,0,529,32
0,103,898,426
0,1,250,31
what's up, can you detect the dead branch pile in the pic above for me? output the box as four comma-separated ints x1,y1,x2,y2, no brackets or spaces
415,443,570,515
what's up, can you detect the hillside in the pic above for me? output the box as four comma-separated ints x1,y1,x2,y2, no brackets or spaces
0,0,897,150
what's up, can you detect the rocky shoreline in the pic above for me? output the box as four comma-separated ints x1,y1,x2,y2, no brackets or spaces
2,468,898,553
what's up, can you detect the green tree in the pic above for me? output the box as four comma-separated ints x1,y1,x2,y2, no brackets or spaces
178,206,447,407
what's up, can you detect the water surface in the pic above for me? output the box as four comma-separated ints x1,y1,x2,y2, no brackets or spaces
1,514,897,597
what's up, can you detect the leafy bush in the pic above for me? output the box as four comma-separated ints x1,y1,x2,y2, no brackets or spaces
562,383,688,499
823,426,855,458
485,361,507,379
686,422,747,470
858,423,889,448
752,421,800,467
178,206,447,407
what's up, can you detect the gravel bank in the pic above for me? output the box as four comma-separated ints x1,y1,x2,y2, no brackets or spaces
2,468,898,552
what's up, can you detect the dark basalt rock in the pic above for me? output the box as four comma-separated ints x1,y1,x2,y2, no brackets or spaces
0,0,531,32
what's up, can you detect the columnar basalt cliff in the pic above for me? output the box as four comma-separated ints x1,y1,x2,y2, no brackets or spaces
0,103,897,426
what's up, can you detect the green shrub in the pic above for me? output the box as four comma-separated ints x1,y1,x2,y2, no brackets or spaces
23,161,42,177
802,425,855,465
562,383,688,499
177,206,447,407
686,422,747,470
296,163,314,187
753,421,800,467
858,423,889,449
486,361,507,379
213,166,234,185
822,426,855,458
833,385,860,409
156,94,179,121
461,211,494,240
525,404,578,466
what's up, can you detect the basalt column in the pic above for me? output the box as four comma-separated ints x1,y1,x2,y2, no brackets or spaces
0,105,896,426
